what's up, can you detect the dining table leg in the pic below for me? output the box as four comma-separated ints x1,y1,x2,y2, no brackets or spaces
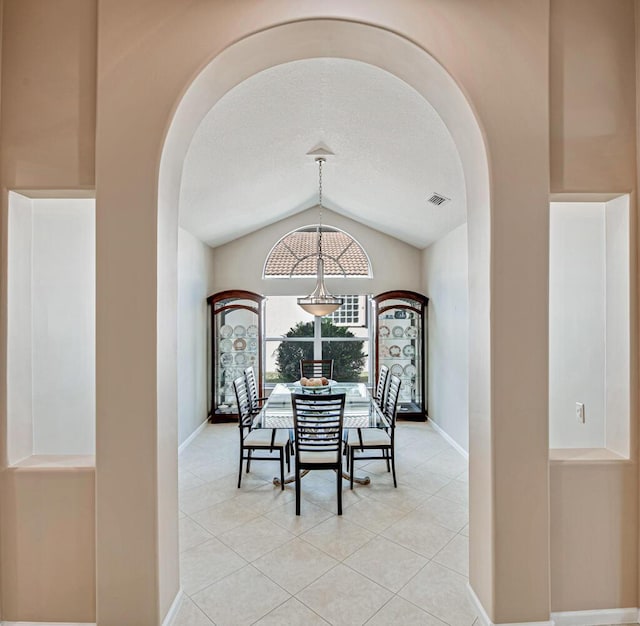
272,468,371,486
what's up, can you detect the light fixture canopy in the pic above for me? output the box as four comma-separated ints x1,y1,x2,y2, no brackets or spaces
297,156,344,316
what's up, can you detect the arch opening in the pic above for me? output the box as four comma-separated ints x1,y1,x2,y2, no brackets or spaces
158,16,491,617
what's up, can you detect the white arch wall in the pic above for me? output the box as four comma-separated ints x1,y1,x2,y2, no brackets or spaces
90,6,551,625
158,21,496,620
159,16,548,625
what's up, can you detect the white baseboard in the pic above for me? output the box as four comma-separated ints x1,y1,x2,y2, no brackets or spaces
162,588,185,626
551,607,639,626
0,591,185,626
178,419,208,453
468,583,639,626
429,418,469,460
467,583,555,626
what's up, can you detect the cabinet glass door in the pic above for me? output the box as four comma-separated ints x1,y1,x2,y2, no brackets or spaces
208,290,264,421
374,291,428,419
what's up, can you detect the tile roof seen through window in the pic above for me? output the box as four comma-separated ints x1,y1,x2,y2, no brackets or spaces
264,228,371,278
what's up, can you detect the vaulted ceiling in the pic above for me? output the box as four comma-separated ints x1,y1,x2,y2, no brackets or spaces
179,58,466,249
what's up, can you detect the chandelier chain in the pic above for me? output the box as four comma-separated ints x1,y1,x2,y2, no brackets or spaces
317,157,324,258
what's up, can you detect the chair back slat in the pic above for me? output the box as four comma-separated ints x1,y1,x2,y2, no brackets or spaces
299,359,334,380
375,364,390,407
383,375,402,427
244,366,260,413
292,393,345,457
232,375,253,428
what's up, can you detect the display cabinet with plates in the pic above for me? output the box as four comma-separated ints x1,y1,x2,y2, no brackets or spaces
207,290,264,422
373,290,429,420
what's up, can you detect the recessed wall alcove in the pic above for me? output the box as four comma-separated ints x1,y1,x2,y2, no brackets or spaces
7,191,96,466
548,194,631,460
3,190,96,621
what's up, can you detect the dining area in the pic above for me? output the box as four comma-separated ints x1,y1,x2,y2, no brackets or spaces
234,359,401,516
177,357,472,625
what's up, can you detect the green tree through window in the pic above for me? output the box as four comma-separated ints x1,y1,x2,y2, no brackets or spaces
275,319,367,382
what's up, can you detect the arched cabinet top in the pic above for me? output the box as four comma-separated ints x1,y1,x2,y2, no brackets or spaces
206,289,265,306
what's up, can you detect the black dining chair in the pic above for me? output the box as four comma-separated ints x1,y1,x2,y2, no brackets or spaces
244,366,267,415
374,364,390,407
291,392,346,515
299,359,334,380
233,376,289,490
245,365,295,458
347,374,401,489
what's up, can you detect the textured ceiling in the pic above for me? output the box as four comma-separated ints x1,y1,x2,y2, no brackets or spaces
179,58,466,249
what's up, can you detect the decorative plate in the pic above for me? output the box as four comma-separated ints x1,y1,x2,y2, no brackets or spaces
404,363,417,377
234,352,247,366
390,364,404,376
233,325,246,337
246,324,258,337
220,353,233,366
405,326,418,339
392,325,404,338
379,344,390,358
220,338,233,353
389,344,401,358
379,325,390,338
224,366,239,380
220,324,233,339
233,337,247,351
403,344,415,358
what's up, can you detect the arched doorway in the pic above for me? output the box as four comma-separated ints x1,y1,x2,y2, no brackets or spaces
95,8,552,623
158,17,490,622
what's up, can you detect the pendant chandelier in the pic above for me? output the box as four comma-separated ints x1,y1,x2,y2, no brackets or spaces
297,157,344,316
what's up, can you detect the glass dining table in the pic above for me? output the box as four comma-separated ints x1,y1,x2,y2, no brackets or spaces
253,382,389,486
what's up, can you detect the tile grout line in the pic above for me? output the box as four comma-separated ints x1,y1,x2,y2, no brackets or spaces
178,422,470,625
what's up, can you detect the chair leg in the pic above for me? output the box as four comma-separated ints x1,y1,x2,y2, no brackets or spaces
391,451,397,488
237,449,243,488
350,448,355,490
246,449,252,473
295,465,301,516
345,444,349,471
279,451,285,491
286,444,290,472
385,449,391,472
337,466,343,515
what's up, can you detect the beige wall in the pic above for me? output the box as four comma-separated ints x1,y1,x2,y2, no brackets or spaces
547,0,639,612
422,224,469,452
0,467,96,622
0,0,96,190
209,207,422,297
550,461,638,611
550,0,636,193
0,1,98,621
0,0,637,623
178,228,215,445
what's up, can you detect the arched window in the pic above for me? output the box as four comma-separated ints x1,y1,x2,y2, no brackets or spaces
263,225,372,278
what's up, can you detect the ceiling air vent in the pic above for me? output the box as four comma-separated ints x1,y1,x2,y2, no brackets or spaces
427,192,450,206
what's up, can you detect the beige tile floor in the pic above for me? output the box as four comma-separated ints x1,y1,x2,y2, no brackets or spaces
176,420,475,626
